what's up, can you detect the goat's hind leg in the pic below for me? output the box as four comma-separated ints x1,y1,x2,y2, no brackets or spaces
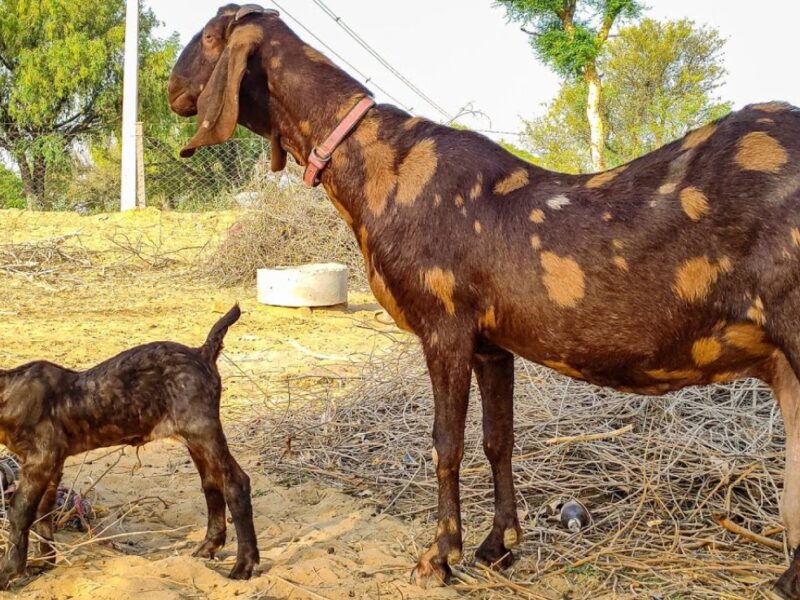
30,466,63,570
186,428,259,580
473,344,521,569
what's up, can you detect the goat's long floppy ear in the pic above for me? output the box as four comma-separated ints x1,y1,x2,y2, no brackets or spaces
180,26,263,158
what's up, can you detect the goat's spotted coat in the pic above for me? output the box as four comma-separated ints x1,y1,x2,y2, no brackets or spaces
169,6,800,596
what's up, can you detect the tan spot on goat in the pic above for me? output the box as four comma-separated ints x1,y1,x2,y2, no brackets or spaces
682,123,718,150
494,169,529,195
712,372,739,384
673,256,732,302
540,252,585,308
529,209,546,224
473,220,482,234
692,338,722,366
303,45,333,65
735,131,788,173
433,194,442,207
680,187,710,221
454,194,464,208
585,165,628,189
270,55,282,69
747,296,766,325
659,182,678,195
724,323,773,356
792,227,800,246
358,225,370,269
470,174,483,200
757,118,775,125
602,212,613,222
647,368,703,381
396,139,438,205
423,268,456,315
530,234,542,250
369,270,411,332
752,101,790,113
546,195,571,210
363,141,397,216
403,116,423,130
612,256,629,271
298,120,311,136
478,306,497,331
612,239,624,250
543,360,583,379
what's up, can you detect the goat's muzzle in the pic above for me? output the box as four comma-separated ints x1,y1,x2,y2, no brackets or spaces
168,75,198,117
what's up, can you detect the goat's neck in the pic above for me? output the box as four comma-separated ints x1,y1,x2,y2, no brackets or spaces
264,26,381,226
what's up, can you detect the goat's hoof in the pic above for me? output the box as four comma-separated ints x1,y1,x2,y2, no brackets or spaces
474,544,515,570
192,536,225,559
228,559,256,580
410,559,451,588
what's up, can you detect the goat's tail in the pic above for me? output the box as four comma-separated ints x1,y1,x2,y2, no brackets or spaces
200,304,241,363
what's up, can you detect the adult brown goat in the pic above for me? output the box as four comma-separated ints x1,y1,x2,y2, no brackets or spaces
169,5,800,596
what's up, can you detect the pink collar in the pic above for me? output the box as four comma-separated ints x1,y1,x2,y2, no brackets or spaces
303,96,376,187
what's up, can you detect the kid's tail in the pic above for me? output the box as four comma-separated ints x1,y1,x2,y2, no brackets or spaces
201,304,241,363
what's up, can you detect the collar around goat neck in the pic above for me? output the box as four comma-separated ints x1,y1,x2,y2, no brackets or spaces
303,96,376,187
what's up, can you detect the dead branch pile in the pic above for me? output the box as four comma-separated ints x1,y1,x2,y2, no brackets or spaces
0,234,93,281
204,170,367,289
255,342,787,599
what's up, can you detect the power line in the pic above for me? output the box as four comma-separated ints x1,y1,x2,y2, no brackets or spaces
266,0,415,112
266,2,525,139
309,0,454,121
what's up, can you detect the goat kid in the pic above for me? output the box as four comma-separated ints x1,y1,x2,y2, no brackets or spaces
0,305,258,588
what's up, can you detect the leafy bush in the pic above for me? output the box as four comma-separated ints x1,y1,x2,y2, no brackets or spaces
0,167,25,209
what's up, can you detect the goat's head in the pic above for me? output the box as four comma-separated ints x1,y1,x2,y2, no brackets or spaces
168,4,286,169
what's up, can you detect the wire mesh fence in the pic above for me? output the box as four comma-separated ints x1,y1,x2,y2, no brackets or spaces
0,121,279,212
143,132,273,210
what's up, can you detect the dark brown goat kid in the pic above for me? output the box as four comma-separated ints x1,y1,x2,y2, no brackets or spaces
0,305,257,588
169,5,800,597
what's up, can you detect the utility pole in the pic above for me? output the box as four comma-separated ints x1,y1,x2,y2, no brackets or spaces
120,0,139,211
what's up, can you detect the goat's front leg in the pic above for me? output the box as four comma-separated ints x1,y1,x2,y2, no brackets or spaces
0,460,58,589
473,344,521,569
411,334,474,588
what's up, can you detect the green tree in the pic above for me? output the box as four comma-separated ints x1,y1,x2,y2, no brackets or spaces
524,18,731,173
0,0,177,209
495,0,643,171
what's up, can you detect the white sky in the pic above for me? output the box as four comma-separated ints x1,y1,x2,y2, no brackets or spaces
147,0,800,142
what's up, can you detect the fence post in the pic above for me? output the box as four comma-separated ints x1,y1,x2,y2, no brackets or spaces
135,121,146,208
119,0,138,211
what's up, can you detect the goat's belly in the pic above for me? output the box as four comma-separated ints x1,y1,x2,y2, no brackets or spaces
494,325,775,396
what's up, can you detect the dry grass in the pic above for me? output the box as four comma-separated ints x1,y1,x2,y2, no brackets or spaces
204,169,367,289
253,339,787,599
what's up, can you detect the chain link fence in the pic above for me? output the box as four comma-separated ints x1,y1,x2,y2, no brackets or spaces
0,121,281,212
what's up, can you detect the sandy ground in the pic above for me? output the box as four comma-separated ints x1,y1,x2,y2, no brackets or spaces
0,208,461,600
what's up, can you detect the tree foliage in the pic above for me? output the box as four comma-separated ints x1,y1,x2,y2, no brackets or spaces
495,0,644,169
0,0,177,208
524,18,731,173
497,0,642,77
